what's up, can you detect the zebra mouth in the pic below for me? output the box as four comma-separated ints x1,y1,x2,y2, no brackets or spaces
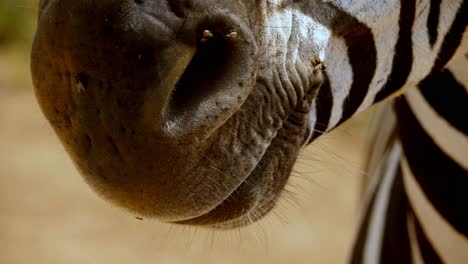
173,152,275,228
172,101,314,228
172,64,322,228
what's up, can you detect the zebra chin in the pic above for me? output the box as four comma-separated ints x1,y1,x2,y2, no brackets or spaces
31,0,321,227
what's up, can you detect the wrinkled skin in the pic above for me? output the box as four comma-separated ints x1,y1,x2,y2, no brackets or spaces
32,0,325,227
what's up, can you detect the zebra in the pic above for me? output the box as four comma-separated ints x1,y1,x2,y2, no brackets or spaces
345,1,468,263
31,0,467,262
351,57,468,263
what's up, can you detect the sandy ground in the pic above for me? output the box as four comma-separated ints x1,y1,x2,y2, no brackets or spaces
0,58,370,263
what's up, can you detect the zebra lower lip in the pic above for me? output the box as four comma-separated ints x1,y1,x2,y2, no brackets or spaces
171,146,272,227
171,107,312,227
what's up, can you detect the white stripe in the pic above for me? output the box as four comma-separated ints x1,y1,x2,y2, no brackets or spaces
363,143,402,264
407,213,424,264
401,0,465,95
348,139,400,263
405,88,468,170
326,36,352,130
402,159,468,263
437,0,465,52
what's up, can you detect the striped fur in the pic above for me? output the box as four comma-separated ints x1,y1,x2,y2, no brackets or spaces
262,0,465,142
263,0,468,262
262,1,466,261
347,4,468,263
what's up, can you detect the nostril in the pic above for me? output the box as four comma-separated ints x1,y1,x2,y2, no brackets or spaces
168,29,239,118
152,11,259,136
75,72,89,87
75,72,89,94
134,0,144,4
167,0,189,18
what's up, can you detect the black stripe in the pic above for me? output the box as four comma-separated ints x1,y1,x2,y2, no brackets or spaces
310,75,332,142
379,166,412,264
332,14,377,126
418,69,468,135
394,97,468,237
412,211,443,263
431,1,467,72
293,1,378,129
374,0,417,103
428,0,442,47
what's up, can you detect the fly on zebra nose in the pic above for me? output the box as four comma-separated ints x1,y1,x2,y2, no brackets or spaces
200,29,239,44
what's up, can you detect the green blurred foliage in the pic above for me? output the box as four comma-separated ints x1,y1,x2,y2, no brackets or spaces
0,1,38,91
0,0,38,47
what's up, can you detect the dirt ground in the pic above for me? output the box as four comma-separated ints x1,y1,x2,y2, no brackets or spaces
0,50,371,264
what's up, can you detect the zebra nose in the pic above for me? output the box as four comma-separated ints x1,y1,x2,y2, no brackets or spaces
32,0,259,220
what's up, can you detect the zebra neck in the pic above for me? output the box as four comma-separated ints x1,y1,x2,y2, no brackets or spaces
351,34,468,264
397,52,468,263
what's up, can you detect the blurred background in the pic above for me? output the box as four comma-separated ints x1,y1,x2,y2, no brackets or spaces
0,1,372,263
